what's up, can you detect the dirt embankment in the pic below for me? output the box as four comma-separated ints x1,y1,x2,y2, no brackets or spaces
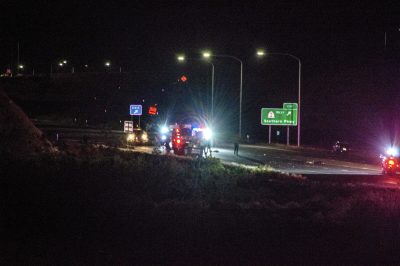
0,89,54,157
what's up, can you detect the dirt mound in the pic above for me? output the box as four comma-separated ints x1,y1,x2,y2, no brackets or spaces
0,89,54,157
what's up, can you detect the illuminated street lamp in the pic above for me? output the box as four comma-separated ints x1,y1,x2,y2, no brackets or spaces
256,49,265,56
203,51,243,138
177,55,185,62
18,64,24,69
201,52,215,125
202,51,211,59
257,49,302,147
105,61,111,67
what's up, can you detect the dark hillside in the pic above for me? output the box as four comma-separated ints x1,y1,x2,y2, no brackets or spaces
0,89,53,157
0,72,168,128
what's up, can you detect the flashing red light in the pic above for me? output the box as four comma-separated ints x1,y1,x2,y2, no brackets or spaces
177,139,181,144
180,75,187,82
148,106,157,115
388,159,396,166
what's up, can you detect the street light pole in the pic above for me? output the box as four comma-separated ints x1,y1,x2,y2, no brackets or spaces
297,59,301,147
177,55,215,127
210,62,215,125
210,54,243,139
258,51,301,147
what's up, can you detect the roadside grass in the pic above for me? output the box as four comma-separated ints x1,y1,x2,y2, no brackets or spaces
2,147,400,264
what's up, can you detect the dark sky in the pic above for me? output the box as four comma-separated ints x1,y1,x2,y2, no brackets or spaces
1,1,396,69
1,1,399,147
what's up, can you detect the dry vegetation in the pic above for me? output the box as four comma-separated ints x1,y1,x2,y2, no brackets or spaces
2,146,400,264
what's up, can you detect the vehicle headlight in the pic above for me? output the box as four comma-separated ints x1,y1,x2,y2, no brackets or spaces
386,147,399,156
203,128,212,140
127,133,135,142
141,133,148,142
161,135,167,141
160,126,168,134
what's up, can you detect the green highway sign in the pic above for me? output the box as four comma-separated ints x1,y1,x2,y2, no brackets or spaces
261,108,298,126
283,103,298,110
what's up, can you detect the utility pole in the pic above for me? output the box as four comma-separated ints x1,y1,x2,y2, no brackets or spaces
17,41,20,66
17,41,20,73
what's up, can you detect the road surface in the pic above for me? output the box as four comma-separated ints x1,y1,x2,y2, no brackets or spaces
133,143,381,175
38,126,382,176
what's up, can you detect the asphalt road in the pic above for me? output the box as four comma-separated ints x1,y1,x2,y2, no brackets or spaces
39,125,385,178
132,143,381,175
133,144,400,189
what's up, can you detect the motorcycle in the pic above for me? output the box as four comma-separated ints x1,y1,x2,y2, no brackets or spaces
332,141,351,153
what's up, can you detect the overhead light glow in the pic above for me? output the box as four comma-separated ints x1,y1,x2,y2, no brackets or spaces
257,50,266,56
203,51,211,58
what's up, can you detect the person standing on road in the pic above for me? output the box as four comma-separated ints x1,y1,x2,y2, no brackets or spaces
234,141,239,156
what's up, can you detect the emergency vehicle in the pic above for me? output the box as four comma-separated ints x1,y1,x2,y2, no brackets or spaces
171,123,212,157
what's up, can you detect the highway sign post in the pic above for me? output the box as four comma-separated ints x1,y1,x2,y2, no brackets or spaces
283,103,298,110
261,108,298,126
130,105,142,116
130,104,142,128
261,103,298,145
124,121,133,133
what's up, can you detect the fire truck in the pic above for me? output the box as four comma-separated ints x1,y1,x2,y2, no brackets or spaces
171,123,212,157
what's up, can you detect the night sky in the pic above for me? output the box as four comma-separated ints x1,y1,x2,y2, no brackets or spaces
1,1,399,147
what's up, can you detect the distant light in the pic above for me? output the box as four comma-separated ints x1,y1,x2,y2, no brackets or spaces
18,64,24,69
63,60,67,64
177,55,185,62
257,50,266,56
84,64,88,68
202,51,211,58
180,75,187,82
59,62,63,66
105,61,111,67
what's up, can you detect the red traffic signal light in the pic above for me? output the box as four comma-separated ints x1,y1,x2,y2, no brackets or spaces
180,75,187,82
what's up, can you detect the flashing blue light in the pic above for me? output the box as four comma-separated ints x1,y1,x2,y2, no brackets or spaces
160,126,168,134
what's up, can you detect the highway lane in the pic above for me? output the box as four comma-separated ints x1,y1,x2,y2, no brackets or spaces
132,144,400,189
38,125,381,175
212,144,381,175
133,143,381,175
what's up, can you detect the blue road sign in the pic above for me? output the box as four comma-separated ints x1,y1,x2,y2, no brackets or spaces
130,105,142,116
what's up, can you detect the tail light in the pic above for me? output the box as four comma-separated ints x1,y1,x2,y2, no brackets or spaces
388,159,396,166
